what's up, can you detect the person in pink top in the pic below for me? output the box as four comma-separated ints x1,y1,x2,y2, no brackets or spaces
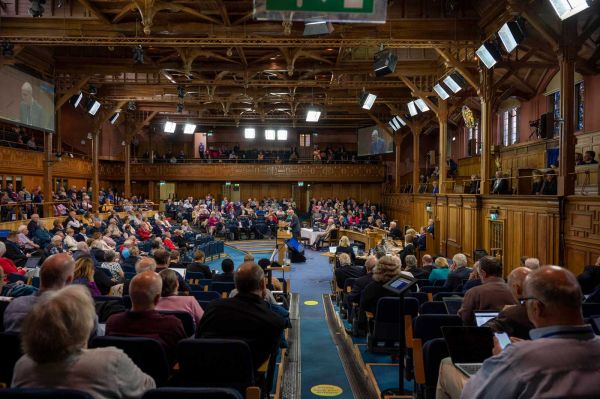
206,212,220,236
155,268,204,327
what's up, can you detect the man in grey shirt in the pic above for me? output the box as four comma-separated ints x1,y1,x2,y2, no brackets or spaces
3,253,74,332
459,266,600,398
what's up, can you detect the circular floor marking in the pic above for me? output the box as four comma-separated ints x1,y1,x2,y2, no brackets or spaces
304,300,319,306
310,384,343,396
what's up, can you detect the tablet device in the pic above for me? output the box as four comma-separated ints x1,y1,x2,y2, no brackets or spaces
384,274,418,295
25,256,41,269
474,311,499,327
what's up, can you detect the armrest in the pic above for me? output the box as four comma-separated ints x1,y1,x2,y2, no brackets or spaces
245,386,261,399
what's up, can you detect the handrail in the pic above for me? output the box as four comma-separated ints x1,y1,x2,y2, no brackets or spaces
131,158,380,165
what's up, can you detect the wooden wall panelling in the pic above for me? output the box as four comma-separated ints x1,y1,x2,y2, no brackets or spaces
564,196,600,275
575,130,600,157
176,182,224,200
457,156,481,178
461,196,481,262
445,195,463,258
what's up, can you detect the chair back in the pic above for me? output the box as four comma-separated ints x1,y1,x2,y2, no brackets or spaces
433,279,446,287
432,292,464,302
142,387,242,399
8,273,27,283
191,291,221,302
158,310,195,337
419,301,448,315
423,337,450,398
173,338,255,392
211,282,235,296
413,314,462,344
368,297,419,353
0,332,22,386
582,303,600,318
406,292,428,305
0,389,94,398
420,286,445,294
89,336,170,386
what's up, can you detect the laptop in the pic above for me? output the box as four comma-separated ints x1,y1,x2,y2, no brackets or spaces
24,256,41,269
171,268,187,279
474,311,499,327
442,296,463,315
328,246,337,254
442,326,494,377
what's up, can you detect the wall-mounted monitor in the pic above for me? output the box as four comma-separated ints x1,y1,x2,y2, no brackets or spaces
357,125,394,157
0,66,55,132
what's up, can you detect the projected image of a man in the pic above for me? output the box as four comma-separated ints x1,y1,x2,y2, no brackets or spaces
20,82,45,127
371,129,385,154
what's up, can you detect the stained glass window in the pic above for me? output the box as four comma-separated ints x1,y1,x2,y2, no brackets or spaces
576,82,584,131
502,107,519,146
551,91,561,137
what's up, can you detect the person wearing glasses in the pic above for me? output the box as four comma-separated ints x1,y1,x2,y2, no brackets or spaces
461,266,600,398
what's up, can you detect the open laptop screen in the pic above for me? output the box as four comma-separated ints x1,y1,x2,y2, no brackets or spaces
171,268,187,279
474,311,499,327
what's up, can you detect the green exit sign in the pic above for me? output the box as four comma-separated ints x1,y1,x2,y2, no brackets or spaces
266,0,374,13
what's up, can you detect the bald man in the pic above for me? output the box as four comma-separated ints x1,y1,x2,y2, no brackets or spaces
105,271,186,364
3,253,75,332
19,81,45,128
197,262,286,371
483,267,534,339
462,266,600,399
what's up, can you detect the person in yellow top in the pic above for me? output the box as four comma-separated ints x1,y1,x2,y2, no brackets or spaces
101,199,114,213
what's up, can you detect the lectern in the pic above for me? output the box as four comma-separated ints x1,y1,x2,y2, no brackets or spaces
276,222,292,265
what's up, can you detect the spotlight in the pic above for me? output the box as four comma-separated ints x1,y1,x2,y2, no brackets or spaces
164,121,176,133
548,0,590,20
177,85,186,98
498,19,526,53
306,107,321,122
359,92,377,110
128,101,136,111
407,101,418,117
415,98,430,112
1,41,14,57
28,0,45,17
87,100,101,116
88,85,98,96
176,103,184,113
132,46,144,64
373,50,398,77
443,72,466,93
183,123,196,134
476,42,502,69
388,115,406,132
433,83,450,100
303,19,334,36
161,70,176,84
71,92,83,108
393,115,406,127
110,112,120,124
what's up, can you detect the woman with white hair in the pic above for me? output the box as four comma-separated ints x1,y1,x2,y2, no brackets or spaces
358,255,403,325
12,285,155,397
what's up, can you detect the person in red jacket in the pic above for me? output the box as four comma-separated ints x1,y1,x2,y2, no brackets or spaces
0,241,27,282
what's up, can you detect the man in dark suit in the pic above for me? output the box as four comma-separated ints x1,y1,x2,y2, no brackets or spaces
345,255,378,324
4,232,29,267
19,82,47,128
388,221,403,240
467,175,480,194
443,253,472,291
286,209,301,238
187,249,212,279
197,262,286,373
421,254,435,277
577,256,600,294
491,171,510,194
212,258,235,282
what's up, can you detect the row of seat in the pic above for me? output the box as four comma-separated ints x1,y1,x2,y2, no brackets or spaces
0,387,243,399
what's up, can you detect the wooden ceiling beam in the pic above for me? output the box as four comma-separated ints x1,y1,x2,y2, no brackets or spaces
398,75,439,117
75,0,111,24
55,76,91,109
435,48,480,92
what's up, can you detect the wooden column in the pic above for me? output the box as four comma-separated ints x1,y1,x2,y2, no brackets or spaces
558,19,577,196
42,131,53,218
438,100,449,194
412,129,420,193
479,67,494,195
91,131,100,212
148,181,155,202
124,143,131,198
56,108,62,155
395,135,402,193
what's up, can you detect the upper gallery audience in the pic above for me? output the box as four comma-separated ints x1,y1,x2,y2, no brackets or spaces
458,256,516,325
483,266,534,339
105,271,187,364
3,253,74,332
11,285,155,397
461,266,600,398
442,253,471,291
491,170,510,194
155,268,204,327
578,150,598,165
196,262,286,371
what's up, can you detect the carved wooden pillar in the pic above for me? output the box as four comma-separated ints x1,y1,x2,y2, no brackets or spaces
91,131,100,212
438,100,449,194
56,108,62,155
148,181,155,203
42,131,53,218
124,143,131,198
558,19,577,196
395,135,402,193
479,68,494,195
412,129,420,193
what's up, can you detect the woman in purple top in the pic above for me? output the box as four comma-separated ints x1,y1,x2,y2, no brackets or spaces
73,256,101,297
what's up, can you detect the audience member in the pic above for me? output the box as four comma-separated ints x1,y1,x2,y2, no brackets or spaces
153,248,190,293
458,256,516,325
155,268,204,327
404,254,428,279
421,254,435,276
106,270,187,364
73,256,101,296
577,255,600,294
197,262,286,372
336,236,356,263
334,253,365,288
257,258,283,291
3,253,74,332
12,285,155,397
186,249,212,278
443,253,471,291
429,257,450,281
0,241,27,280
524,257,540,270
213,258,235,282
358,255,402,326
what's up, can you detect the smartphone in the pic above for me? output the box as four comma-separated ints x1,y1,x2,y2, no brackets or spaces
494,332,511,350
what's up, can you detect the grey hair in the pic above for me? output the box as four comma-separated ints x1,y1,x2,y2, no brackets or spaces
452,253,468,269
0,241,5,257
338,253,352,267
404,255,417,269
524,258,540,270
135,256,157,273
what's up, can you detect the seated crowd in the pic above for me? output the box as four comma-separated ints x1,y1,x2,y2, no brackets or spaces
332,231,600,398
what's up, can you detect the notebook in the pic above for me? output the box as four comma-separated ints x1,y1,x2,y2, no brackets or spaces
442,296,463,315
442,326,494,377
474,311,499,327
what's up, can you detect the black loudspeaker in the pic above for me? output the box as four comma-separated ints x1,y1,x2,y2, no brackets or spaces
473,249,488,261
539,112,554,139
468,139,477,157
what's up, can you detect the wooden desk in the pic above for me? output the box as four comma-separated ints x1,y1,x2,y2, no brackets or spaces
338,228,385,253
